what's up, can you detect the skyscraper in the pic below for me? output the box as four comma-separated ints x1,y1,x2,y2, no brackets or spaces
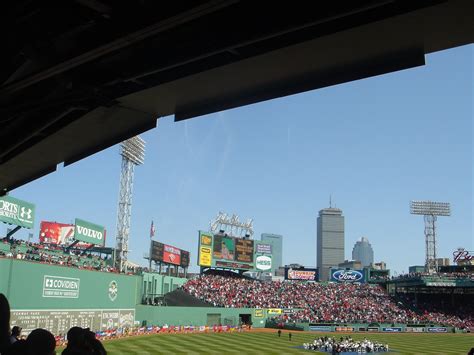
261,233,283,275
317,207,344,281
352,237,374,267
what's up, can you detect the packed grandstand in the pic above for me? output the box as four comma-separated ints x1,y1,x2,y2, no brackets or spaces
181,273,474,329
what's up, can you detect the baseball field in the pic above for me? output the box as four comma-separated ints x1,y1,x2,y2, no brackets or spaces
71,330,473,354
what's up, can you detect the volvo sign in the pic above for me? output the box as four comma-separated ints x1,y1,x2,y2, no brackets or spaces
330,269,365,283
74,218,106,246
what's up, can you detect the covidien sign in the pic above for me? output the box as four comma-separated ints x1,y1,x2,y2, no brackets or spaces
331,269,365,283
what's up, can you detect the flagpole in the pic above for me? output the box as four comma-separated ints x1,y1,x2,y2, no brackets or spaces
149,221,153,271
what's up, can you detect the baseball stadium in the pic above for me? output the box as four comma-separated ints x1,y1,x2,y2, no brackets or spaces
1,1,473,355
0,208,473,354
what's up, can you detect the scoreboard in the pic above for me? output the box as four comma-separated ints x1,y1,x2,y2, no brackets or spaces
150,241,190,268
198,231,255,270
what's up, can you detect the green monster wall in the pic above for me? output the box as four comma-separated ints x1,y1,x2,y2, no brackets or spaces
0,258,141,334
0,259,140,309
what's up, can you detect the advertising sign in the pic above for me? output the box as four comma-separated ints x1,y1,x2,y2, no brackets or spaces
427,327,447,333
200,233,213,246
254,309,264,318
43,275,80,298
235,239,254,263
367,327,379,332
39,221,75,245
39,221,93,248
382,327,402,332
330,269,365,283
426,281,456,287
215,261,253,270
285,267,318,281
256,243,272,254
199,247,212,267
180,250,190,268
335,327,354,332
309,325,332,332
74,218,105,246
267,309,282,315
213,235,235,260
163,244,181,266
198,232,213,267
255,255,272,271
0,195,35,229
406,327,424,332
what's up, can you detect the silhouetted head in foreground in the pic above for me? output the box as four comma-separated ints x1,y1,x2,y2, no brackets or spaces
26,328,56,355
0,293,11,353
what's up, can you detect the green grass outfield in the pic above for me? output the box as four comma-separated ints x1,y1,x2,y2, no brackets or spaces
64,330,473,355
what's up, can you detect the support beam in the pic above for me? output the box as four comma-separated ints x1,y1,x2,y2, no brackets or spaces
5,225,21,241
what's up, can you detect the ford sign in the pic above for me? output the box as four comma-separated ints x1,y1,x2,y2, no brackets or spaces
331,270,364,283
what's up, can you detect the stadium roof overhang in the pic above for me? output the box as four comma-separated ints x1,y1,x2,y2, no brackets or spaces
0,0,473,194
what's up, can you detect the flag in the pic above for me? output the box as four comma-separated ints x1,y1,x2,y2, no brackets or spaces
150,221,155,238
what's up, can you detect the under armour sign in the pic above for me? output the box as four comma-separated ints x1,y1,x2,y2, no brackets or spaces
0,195,36,228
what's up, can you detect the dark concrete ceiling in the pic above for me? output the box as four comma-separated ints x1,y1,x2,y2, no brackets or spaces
0,0,472,193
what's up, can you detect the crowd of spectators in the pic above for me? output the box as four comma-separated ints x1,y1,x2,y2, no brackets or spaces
0,239,147,275
0,239,114,272
182,274,474,328
398,293,474,329
391,271,474,281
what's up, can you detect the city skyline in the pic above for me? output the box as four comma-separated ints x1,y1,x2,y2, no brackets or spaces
2,44,471,274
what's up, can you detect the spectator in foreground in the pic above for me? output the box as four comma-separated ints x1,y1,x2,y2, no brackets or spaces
26,328,56,355
0,293,11,354
5,328,56,355
9,326,21,344
62,326,106,355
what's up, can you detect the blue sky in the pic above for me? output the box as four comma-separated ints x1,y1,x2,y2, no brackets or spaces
6,44,472,274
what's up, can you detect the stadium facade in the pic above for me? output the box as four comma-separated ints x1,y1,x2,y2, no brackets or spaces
317,207,345,281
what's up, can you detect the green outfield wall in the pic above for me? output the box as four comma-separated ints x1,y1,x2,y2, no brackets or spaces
141,272,187,299
0,258,141,334
135,305,268,328
0,259,192,334
0,258,141,309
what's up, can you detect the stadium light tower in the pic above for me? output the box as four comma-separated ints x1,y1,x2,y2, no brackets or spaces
115,136,145,272
410,200,450,272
